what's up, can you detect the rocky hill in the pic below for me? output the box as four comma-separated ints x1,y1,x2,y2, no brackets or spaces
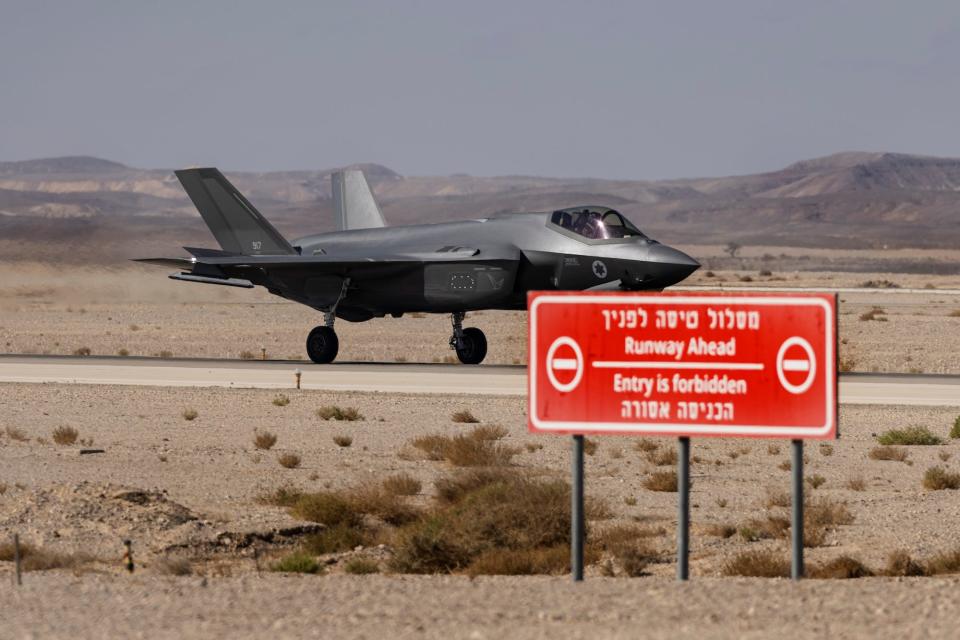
0,152,958,263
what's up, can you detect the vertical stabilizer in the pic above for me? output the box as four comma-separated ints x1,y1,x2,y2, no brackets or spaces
331,170,387,231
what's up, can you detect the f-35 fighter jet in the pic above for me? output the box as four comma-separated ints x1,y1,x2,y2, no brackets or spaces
138,168,699,364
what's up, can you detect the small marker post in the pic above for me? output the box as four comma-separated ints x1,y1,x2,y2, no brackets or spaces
571,434,585,582
123,539,134,573
260,346,267,361
677,437,690,581
13,534,22,587
791,439,804,580
294,369,302,390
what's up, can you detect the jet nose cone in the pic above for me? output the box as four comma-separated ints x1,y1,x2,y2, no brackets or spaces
646,244,700,287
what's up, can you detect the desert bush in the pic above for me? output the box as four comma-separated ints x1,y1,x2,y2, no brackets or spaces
859,307,887,322
291,492,362,526
466,545,570,576
634,439,659,453
647,448,677,466
343,557,380,575
390,472,572,574
472,424,508,441
0,542,89,572
643,470,677,492
624,496,637,506
876,427,942,446
778,460,791,471
239,350,256,360
949,309,960,318
52,426,79,446
703,523,736,538
759,269,772,277
333,435,353,448
942,452,954,462
317,406,364,421
582,438,598,456
767,444,780,455
278,453,302,469
846,476,867,491
158,350,173,359
182,408,198,421
839,356,857,372
593,525,658,576
304,523,369,554
451,409,479,424
764,490,791,508
806,496,854,527
819,444,834,457
155,557,192,576
809,556,874,579
117,348,129,357
860,279,899,289
922,548,960,575
525,443,543,453
410,427,518,467
348,485,421,526
258,485,304,507
950,415,960,439
885,550,925,577
271,552,321,574
869,445,909,462
722,550,790,577
381,473,421,496
73,347,91,356
922,466,960,490
253,430,278,450
5,426,29,442
434,468,516,503
807,474,827,489
272,394,291,407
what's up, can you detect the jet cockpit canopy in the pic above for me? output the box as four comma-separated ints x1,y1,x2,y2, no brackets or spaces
549,206,647,241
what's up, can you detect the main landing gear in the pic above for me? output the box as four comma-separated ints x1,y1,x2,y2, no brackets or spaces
449,311,487,365
306,279,349,364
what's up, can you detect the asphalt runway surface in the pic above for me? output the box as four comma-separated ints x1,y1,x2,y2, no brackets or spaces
0,355,957,406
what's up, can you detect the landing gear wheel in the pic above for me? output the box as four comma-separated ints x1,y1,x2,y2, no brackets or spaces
306,326,339,364
455,327,487,365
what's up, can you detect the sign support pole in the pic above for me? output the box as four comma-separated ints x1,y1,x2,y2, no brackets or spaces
677,436,690,581
571,434,585,582
791,438,804,580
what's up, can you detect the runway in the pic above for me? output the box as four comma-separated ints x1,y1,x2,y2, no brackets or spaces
0,355,957,406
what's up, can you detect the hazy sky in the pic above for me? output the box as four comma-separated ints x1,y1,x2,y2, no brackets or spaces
2,1,959,179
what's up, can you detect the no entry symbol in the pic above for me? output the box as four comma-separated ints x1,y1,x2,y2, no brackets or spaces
777,337,817,395
546,336,583,393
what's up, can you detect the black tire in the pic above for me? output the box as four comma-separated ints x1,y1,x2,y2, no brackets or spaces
306,326,339,364
455,327,487,365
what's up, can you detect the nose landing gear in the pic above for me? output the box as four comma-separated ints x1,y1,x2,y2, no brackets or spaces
306,278,349,364
450,311,487,365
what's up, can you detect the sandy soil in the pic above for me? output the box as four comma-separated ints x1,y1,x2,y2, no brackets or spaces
2,264,960,373
6,573,960,639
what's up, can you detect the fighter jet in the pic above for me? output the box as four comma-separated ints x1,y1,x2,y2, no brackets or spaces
137,168,699,364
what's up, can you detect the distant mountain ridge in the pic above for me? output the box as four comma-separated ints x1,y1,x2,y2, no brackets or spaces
0,152,958,263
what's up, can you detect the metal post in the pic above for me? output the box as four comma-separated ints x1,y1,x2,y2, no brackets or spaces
677,437,690,581
294,369,302,390
571,434,585,582
791,439,804,580
124,539,134,573
13,534,21,587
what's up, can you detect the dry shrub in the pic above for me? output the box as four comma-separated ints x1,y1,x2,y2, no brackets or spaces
73,346,91,356
253,430,277,450
271,552,321,574
807,474,827,489
291,492,362,526
722,550,790,577
767,444,781,455
155,557,192,576
272,394,290,407
778,460,791,471
819,444,834,457
951,415,960,439
158,350,173,359
305,523,368,554
740,516,790,542
466,545,570,576
582,438,598,456
451,409,480,423
703,523,737,538
410,427,518,467
806,496,854,527
939,451,952,462
876,427,942,446
117,348,129,357
809,556,874,579
922,466,960,490
922,549,960,575
764,489,791,508
644,470,677,492
278,453,302,469
647,448,677,466
239,350,256,360
317,406,364,421
0,542,90,572
869,445,909,462
333,435,353,448
525,442,543,453
859,307,887,322
390,471,574,574
594,525,658,576
52,426,78,446
634,439,660,453
182,408,198,421
434,468,516,503
348,485,421,526
6,426,29,442
258,485,304,507
885,550,925,577
381,473,421,496
343,557,380,575
472,424,508,441
846,476,867,491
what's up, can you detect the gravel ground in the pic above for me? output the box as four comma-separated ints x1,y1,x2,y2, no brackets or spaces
5,573,960,639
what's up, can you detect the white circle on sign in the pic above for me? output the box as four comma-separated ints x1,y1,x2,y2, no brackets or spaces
776,336,817,395
546,336,584,393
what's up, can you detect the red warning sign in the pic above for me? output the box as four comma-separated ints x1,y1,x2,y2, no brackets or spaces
528,291,837,439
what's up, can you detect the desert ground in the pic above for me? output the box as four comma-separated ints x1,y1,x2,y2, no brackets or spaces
2,257,960,638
